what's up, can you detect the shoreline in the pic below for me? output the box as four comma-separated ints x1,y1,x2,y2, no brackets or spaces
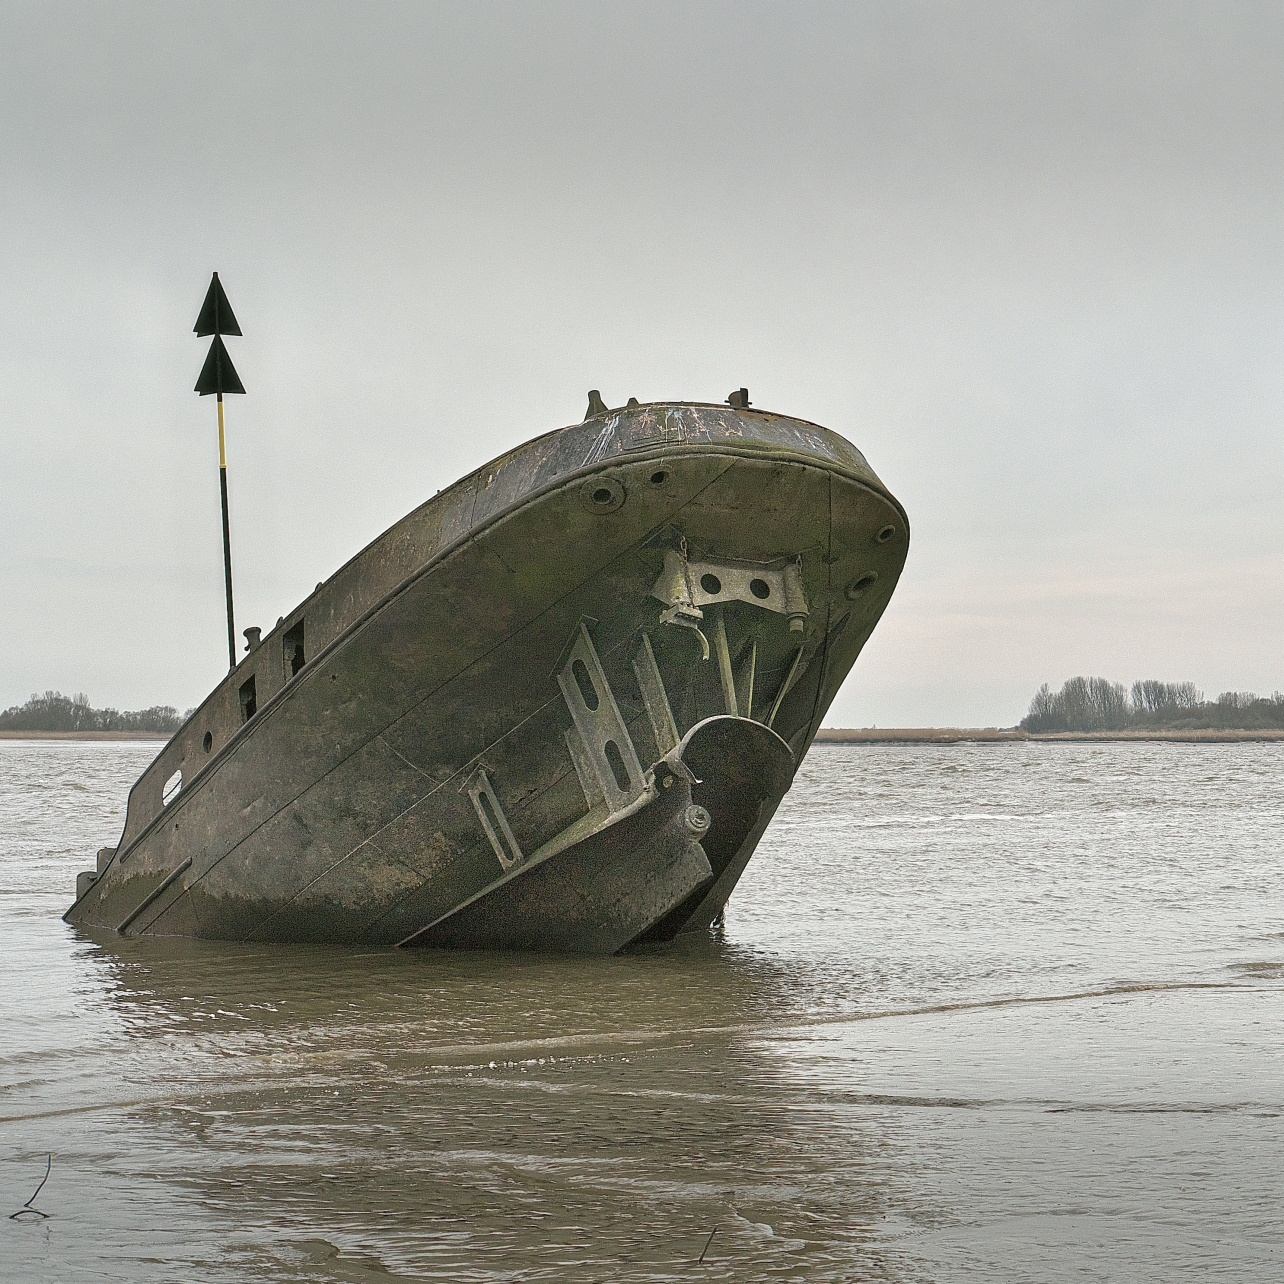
0,730,170,741
5,727,1283,746
815,727,1284,744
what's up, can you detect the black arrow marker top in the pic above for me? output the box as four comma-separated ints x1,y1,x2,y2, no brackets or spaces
195,334,246,396
194,271,243,337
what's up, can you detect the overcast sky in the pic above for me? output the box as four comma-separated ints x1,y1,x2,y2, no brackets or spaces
2,1,1281,727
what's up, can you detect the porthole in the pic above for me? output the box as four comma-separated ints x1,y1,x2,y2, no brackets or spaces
202,731,212,753
283,619,306,676
749,578,771,600
845,571,879,599
578,476,625,513
875,524,897,544
162,769,182,806
700,573,722,595
649,469,669,486
238,674,257,722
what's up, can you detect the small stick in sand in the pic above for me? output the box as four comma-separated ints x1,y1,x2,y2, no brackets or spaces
697,1226,719,1264
9,1153,51,1220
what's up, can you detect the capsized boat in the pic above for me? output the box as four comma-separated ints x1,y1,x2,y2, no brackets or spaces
66,395,908,952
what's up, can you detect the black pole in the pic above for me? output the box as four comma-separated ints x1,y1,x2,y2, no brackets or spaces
194,274,245,668
218,392,236,669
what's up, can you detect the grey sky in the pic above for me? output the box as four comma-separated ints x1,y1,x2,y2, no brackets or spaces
2,2,1281,727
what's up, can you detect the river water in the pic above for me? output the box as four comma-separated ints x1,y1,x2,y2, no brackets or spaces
1,739,1281,1281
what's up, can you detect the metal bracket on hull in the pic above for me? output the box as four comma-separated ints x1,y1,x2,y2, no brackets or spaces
557,620,646,815
766,644,807,730
397,760,709,955
650,545,710,660
466,768,523,871
711,611,739,717
650,545,809,629
632,633,680,756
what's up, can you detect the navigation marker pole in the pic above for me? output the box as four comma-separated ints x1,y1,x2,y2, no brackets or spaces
216,391,234,670
193,273,246,670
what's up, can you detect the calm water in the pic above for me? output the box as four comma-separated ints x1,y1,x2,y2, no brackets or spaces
1,739,1281,1281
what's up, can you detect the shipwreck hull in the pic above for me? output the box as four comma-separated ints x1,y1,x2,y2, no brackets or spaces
66,401,908,951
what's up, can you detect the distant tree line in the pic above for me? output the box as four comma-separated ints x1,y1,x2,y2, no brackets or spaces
0,691,189,734
1021,677,1284,732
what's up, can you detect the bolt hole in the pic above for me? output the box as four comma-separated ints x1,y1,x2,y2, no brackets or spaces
876,524,896,544
845,571,879,599
202,731,212,753
650,470,669,485
593,488,613,505
700,573,722,595
749,578,771,600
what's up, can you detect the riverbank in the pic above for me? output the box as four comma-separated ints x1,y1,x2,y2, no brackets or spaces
0,729,169,741
816,727,1284,743
5,727,1284,745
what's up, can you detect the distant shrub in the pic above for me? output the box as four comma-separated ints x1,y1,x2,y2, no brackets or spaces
1020,678,1284,732
0,691,184,734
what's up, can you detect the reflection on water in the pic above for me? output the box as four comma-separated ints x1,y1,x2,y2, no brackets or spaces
2,740,1282,1281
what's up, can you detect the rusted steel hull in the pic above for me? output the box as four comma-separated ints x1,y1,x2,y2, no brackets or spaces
65,401,908,952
